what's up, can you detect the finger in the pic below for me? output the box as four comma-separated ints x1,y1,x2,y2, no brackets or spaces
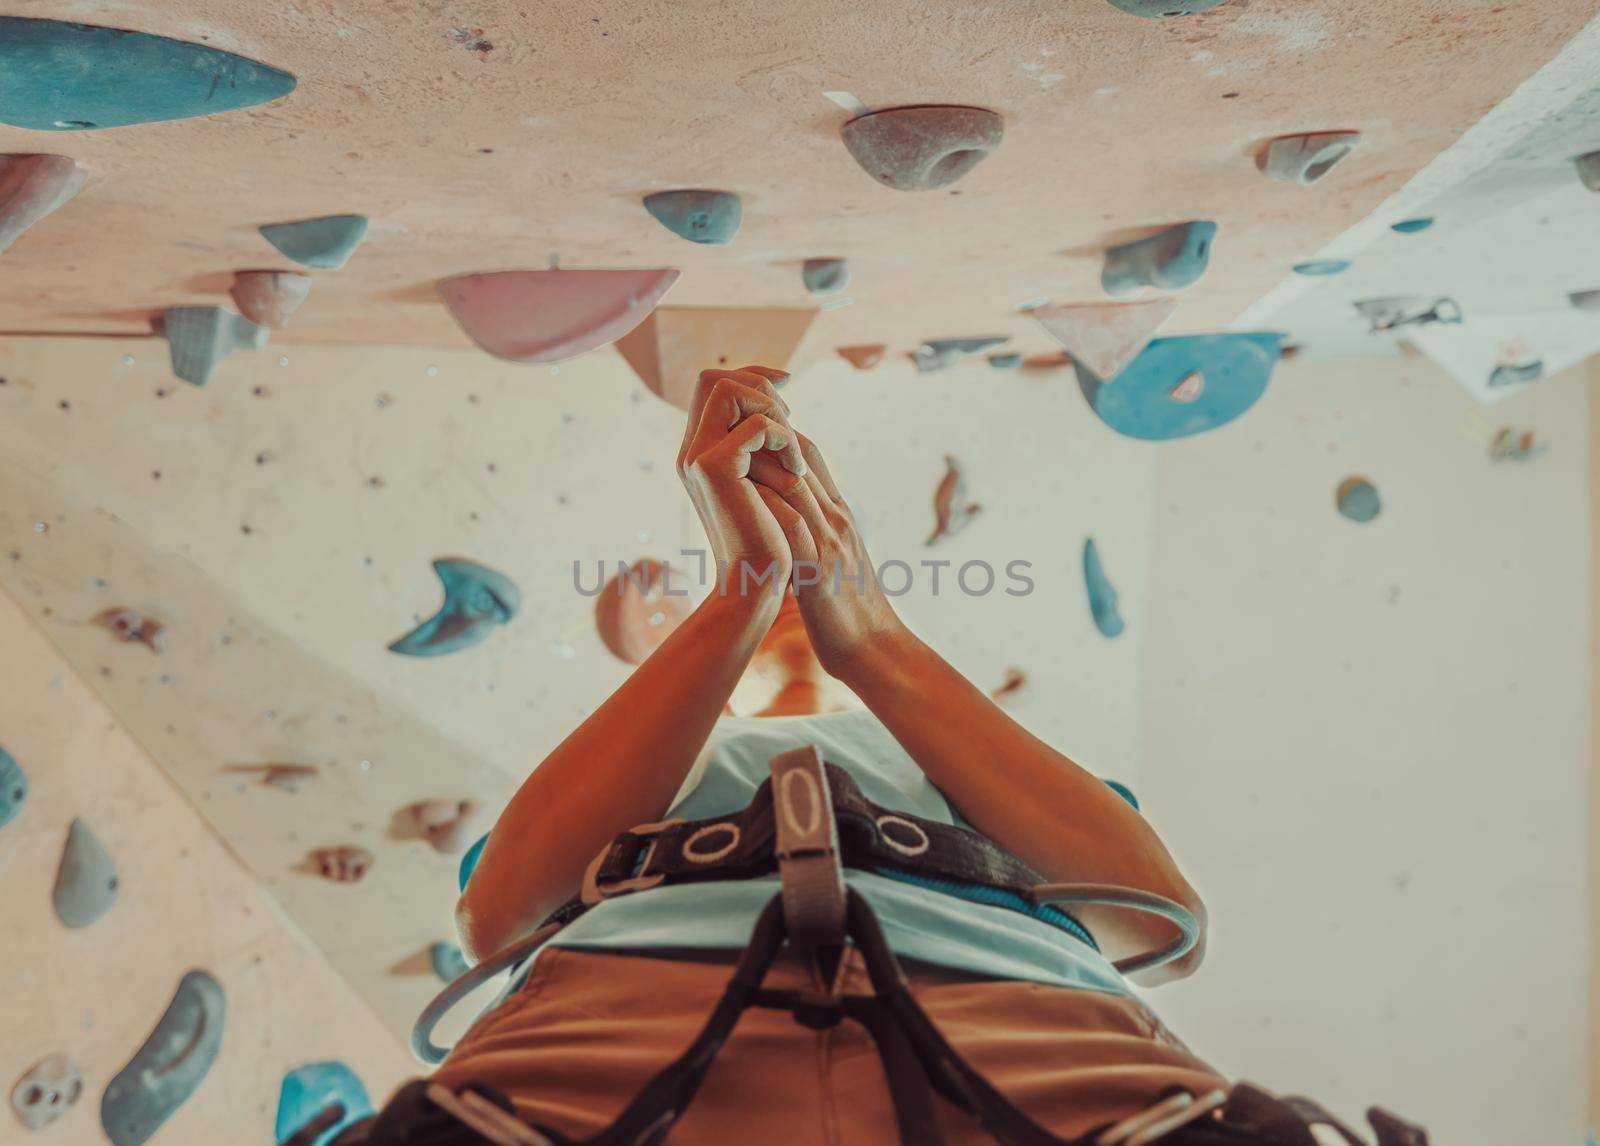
796,433,846,506
755,484,818,565
732,364,793,391
681,380,793,471
680,367,792,454
748,453,832,541
698,413,805,480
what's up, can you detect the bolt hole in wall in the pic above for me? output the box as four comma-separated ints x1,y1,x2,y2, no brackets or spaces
0,2,1595,1146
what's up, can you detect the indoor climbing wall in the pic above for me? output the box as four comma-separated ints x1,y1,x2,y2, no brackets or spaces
1134,355,1593,1145
0,584,413,1143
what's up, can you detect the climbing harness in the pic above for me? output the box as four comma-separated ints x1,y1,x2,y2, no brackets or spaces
326,745,1430,1145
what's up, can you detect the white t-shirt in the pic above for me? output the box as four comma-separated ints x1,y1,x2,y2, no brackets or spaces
545,708,1131,997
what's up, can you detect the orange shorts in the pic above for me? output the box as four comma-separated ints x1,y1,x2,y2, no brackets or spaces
433,946,1225,1144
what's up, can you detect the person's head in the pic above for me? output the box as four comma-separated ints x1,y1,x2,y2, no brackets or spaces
726,589,863,718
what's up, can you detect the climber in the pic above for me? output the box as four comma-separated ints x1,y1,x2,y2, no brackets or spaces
328,365,1425,1146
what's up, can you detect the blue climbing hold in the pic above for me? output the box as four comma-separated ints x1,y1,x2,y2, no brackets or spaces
1103,779,1140,810
1488,360,1544,389
1102,221,1218,299
259,215,369,270
0,745,26,830
1391,218,1434,234
1336,477,1381,523
642,190,742,245
1293,259,1351,276
102,971,225,1146
458,832,489,891
53,818,118,929
1077,332,1282,441
1082,538,1125,639
389,558,520,657
0,18,296,131
801,258,850,295
913,335,1010,373
1106,0,1229,15
988,352,1023,369
275,1062,373,1146
430,941,469,982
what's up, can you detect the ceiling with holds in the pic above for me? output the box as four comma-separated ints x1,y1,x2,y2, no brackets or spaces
0,0,1596,360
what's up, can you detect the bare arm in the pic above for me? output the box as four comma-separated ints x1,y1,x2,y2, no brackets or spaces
457,365,802,961
749,435,1206,984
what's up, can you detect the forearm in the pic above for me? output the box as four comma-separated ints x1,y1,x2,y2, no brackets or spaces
457,590,779,960
841,629,1205,979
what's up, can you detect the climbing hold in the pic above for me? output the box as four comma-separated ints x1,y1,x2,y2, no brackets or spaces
401,799,482,854
157,307,269,387
258,215,369,270
1031,297,1177,380
1569,289,1600,313
1489,428,1544,462
102,971,224,1146
438,268,680,364
1353,296,1461,333
275,1062,373,1146
1390,218,1434,234
1259,132,1361,186
1022,353,1072,371
642,190,742,245
913,336,1010,373
0,155,86,254
988,352,1023,369
430,942,469,982
839,105,1003,191
93,608,166,653
1106,0,1229,16
458,833,489,892
1575,151,1600,192
927,456,980,545
1292,259,1351,276
990,668,1026,702
308,846,373,883
1488,359,1543,389
595,558,694,664
1082,538,1125,638
837,344,886,370
389,558,520,657
1103,780,1140,810
53,818,118,929
1077,332,1282,441
0,745,27,832
616,307,818,409
231,271,312,329
801,258,850,296
10,1052,84,1131
1101,222,1217,299
223,762,318,790
0,18,295,131
1336,477,1381,523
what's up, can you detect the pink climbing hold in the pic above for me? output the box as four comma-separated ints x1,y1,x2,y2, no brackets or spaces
1030,298,1177,380
0,154,85,254
438,268,680,364
594,558,694,665
230,270,312,328
401,799,481,855
1168,371,1204,403
837,344,886,370
93,607,166,653
840,106,1003,191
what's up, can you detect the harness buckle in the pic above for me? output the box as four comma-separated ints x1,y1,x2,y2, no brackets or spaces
581,819,682,906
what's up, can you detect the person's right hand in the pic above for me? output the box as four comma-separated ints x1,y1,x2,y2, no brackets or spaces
675,365,808,602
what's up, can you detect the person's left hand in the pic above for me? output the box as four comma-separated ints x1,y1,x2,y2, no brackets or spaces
746,431,910,681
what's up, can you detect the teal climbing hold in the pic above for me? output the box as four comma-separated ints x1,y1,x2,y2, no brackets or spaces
801,258,850,295
275,1062,373,1146
1102,222,1217,298
430,941,469,982
389,558,520,657
102,971,224,1146
988,352,1023,369
1106,0,1228,16
913,336,1010,373
458,832,488,891
259,215,369,270
1077,332,1282,441
1488,360,1543,389
643,190,742,245
52,818,118,929
0,18,296,131
1103,779,1140,810
1082,538,1125,638
159,306,269,387
1336,477,1381,523
0,744,26,831
1391,218,1433,234
1293,260,1350,276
